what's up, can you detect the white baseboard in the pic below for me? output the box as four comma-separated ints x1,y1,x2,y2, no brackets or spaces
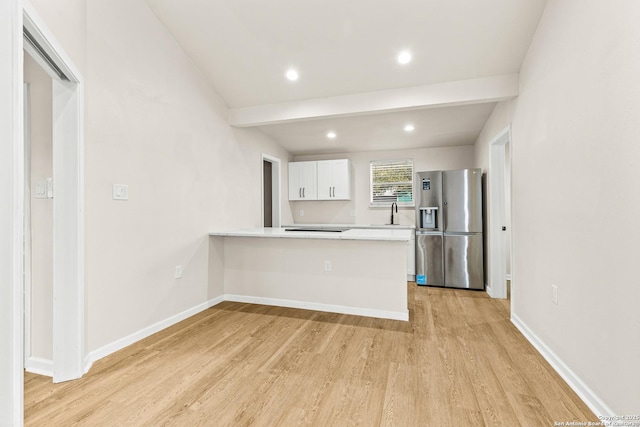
25,356,53,377
86,296,224,366
83,293,408,376
225,294,409,322
511,313,614,417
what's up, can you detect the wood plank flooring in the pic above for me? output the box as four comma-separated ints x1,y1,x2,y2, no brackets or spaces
24,285,597,426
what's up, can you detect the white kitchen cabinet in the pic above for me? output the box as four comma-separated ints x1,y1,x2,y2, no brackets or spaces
288,161,317,200
317,159,351,200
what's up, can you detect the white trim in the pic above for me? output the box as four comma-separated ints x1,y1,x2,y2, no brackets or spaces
505,274,512,281
23,83,32,366
81,292,408,374
225,294,409,322
22,3,86,384
25,356,53,378
85,296,224,364
511,314,614,417
261,153,282,228
0,0,24,422
487,125,511,299
52,77,84,383
22,3,83,82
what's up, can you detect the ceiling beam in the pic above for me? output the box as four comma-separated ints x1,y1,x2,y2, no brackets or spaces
229,74,518,127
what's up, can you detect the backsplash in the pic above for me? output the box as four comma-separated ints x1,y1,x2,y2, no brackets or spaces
290,200,416,226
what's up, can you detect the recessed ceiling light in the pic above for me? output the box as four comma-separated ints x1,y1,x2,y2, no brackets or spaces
327,131,337,139
404,124,415,132
285,68,299,81
397,50,412,65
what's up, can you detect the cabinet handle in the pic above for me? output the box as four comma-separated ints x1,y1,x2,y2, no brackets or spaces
329,186,332,197
333,186,336,197
299,188,301,198
303,187,305,198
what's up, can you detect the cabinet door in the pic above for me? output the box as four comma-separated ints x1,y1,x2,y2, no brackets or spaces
317,159,351,200
300,161,317,199
316,160,333,199
288,162,303,200
331,159,351,200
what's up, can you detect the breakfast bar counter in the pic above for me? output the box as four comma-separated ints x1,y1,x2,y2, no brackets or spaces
208,227,410,321
209,226,412,241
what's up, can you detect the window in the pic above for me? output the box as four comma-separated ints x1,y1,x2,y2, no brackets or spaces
370,159,414,207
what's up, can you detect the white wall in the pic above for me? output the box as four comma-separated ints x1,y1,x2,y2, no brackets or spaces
24,53,53,362
28,0,293,357
293,146,475,225
475,0,640,414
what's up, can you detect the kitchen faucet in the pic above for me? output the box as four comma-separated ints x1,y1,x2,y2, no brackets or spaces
390,202,398,225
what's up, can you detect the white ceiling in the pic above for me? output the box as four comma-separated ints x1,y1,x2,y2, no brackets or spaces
145,0,547,154
258,103,497,155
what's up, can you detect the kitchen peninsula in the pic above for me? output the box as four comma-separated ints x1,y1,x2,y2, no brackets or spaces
208,227,411,321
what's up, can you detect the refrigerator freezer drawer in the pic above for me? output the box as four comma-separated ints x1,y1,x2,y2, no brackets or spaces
444,233,484,290
416,233,443,286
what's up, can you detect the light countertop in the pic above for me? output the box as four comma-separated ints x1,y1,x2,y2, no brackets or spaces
283,223,415,230
209,227,412,242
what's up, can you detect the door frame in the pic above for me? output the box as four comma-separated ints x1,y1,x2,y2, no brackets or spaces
23,3,85,383
487,125,512,299
23,82,32,368
261,153,281,227
0,0,24,422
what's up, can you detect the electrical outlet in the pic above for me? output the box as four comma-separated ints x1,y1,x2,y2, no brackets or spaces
324,260,332,272
299,209,305,217
552,284,558,305
175,266,183,279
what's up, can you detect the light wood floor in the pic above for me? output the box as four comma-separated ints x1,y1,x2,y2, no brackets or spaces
25,285,596,426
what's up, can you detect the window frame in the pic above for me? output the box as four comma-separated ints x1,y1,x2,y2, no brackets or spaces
369,159,415,208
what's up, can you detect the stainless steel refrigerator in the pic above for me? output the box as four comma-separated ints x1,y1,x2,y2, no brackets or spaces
415,169,484,289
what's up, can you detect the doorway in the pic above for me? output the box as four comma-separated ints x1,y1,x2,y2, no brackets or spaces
23,54,55,377
263,160,272,227
23,4,85,383
261,154,281,228
488,125,512,299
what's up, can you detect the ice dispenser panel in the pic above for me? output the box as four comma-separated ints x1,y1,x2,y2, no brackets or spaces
420,207,438,229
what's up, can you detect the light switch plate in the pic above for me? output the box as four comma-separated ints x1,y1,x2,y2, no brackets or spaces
113,184,129,200
35,182,47,199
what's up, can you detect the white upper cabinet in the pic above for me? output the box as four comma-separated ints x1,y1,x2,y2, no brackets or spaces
317,159,351,200
288,161,317,200
288,159,351,201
